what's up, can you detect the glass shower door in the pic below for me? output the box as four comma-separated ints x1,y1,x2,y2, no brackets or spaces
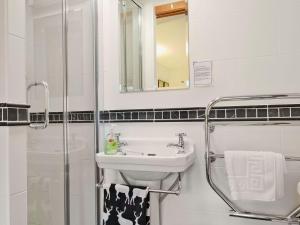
26,1,65,225
26,1,96,225
66,1,96,225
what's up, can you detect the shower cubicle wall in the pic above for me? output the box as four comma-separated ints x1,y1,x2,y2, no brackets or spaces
26,1,98,225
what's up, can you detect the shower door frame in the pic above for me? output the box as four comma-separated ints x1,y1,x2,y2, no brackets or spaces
62,2,70,225
61,1,100,225
91,0,101,225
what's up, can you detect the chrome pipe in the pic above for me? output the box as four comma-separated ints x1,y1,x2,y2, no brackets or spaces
62,1,70,225
98,183,181,195
119,171,131,185
229,212,287,222
230,212,300,224
209,121,300,127
208,153,300,162
160,173,183,202
205,100,240,212
287,205,300,219
91,0,101,224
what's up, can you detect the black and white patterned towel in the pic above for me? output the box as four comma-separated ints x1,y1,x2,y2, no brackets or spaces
102,183,150,225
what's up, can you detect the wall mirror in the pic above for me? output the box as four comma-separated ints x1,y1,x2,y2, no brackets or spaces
119,0,189,92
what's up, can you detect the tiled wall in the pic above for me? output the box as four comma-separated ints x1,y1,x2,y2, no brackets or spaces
100,1,300,225
0,1,27,225
105,122,300,225
102,0,300,110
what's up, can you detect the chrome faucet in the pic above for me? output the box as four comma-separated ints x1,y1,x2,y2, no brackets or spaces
115,133,128,154
167,133,187,153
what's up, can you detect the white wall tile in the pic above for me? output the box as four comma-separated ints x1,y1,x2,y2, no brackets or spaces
100,0,300,224
7,34,26,104
278,0,300,54
0,0,6,102
103,122,300,224
102,0,300,109
0,128,10,225
9,127,27,195
0,1,27,224
10,192,27,225
8,0,25,38
189,0,279,60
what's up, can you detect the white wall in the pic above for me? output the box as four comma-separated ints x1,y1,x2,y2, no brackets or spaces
0,128,9,225
9,127,27,225
0,1,28,225
7,0,26,104
103,122,300,225
0,0,26,104
102,0,300,110
0,128,26,225
100,0,300,225
0,0,6,102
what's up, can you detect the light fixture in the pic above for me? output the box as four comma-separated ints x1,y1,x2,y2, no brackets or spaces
157,44,168,57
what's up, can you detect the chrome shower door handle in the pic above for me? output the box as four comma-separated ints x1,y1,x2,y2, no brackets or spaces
27,81,50,129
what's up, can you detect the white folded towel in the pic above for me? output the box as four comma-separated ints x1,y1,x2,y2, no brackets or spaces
224,151,286,201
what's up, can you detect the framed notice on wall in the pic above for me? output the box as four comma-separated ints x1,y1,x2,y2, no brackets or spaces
193,61,213,87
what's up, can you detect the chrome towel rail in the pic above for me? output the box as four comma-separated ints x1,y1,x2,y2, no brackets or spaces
97,172,182,196
208,152,300,162
120,171,182,195
205,93,300,223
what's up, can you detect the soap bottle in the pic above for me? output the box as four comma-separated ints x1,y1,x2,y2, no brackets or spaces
104,129,118,155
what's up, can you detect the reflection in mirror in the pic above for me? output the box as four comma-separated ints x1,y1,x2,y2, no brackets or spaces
155,1,189,90
119,0,189,93
119,0,143,92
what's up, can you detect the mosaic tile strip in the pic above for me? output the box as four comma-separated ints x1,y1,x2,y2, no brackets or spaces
29,104,300,124
0,103,30,126
100,104,300,123
30,111,94,124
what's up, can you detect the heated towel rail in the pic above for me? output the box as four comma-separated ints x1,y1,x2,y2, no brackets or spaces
205,93,300,224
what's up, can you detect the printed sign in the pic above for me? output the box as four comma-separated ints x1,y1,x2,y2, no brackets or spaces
193,61,212,86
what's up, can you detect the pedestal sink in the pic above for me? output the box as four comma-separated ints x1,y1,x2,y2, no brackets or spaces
96,138,195,181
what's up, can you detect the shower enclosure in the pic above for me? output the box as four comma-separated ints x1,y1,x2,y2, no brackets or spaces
26,1,98,225
119,0,142,92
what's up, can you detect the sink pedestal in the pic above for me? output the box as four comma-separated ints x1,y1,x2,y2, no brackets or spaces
96,138,195,225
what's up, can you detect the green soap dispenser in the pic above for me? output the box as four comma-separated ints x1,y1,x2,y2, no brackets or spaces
104,129,118,155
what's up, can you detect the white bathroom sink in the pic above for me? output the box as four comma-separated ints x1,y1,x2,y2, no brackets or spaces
96,138,195,181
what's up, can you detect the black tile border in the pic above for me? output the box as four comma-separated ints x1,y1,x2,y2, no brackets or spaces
0,103,30,126
99,104,300,123
0,103,31,108
28,104,300,124
30,111,94,124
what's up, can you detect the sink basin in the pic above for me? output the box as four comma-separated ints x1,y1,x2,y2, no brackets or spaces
96,138,195,181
